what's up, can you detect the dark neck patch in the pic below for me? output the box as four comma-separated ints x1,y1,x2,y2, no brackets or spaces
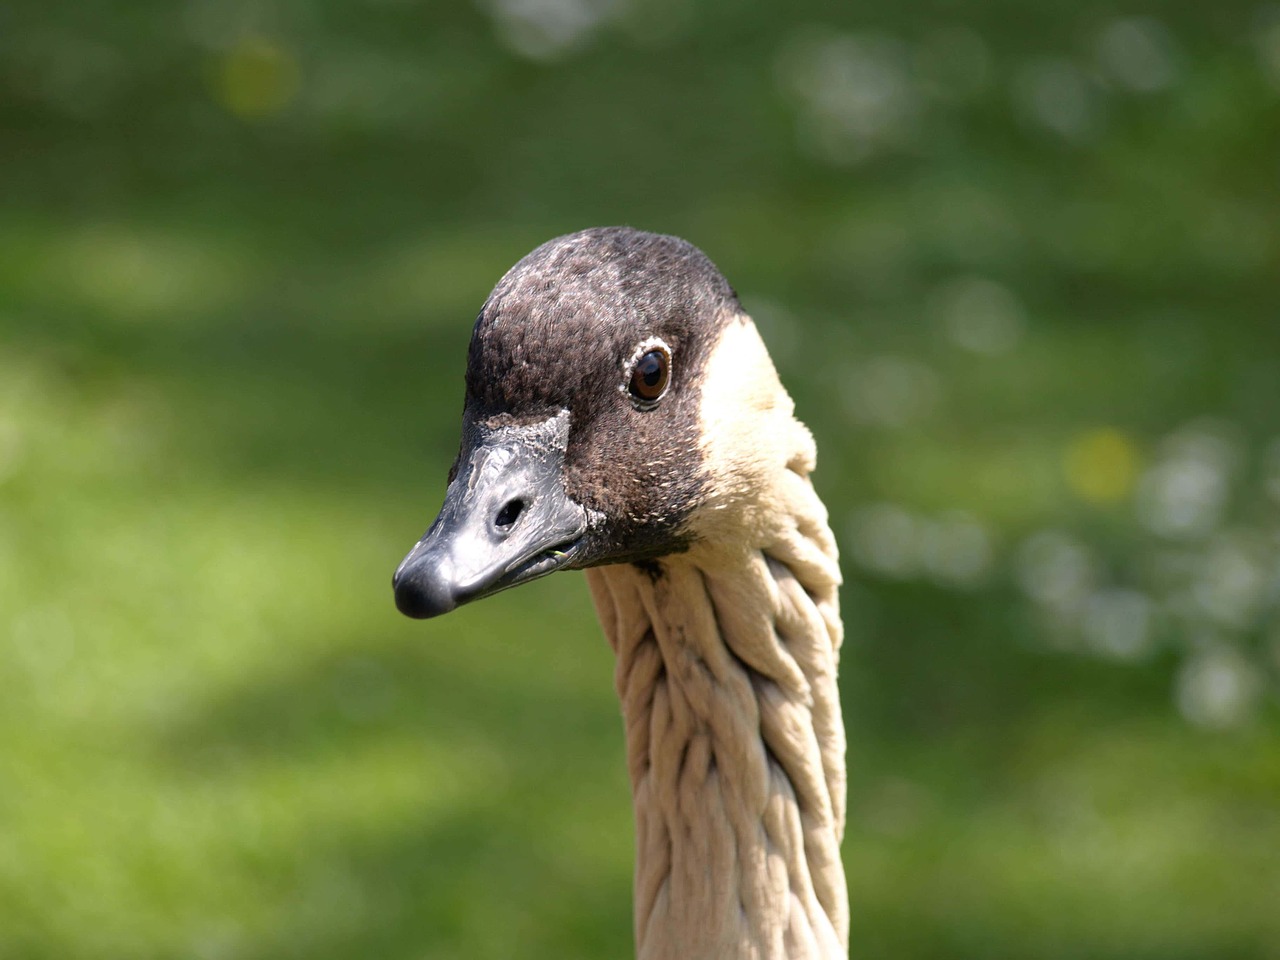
632,558,666,582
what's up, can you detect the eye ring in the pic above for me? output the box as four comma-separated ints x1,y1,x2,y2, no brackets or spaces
623,339,671,408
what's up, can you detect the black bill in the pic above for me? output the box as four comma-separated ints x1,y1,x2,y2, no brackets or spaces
392,411,589,619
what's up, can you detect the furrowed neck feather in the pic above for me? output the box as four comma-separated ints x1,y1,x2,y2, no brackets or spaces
585,400,846,960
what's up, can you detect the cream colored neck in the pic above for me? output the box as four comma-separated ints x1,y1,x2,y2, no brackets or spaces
586,515,847,960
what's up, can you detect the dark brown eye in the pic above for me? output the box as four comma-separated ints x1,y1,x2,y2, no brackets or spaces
628,348,670,404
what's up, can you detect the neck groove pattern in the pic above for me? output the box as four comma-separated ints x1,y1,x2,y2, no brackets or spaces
586,466,846,960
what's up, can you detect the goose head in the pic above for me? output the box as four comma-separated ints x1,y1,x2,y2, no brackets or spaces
393,226,795,619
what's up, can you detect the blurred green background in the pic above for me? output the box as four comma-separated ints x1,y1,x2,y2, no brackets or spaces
3,1,1279,958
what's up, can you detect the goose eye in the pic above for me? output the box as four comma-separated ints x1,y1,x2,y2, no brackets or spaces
628,348,670,404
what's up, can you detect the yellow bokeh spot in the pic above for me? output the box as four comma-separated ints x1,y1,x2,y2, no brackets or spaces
209,37,300,120
1064,428,1140,504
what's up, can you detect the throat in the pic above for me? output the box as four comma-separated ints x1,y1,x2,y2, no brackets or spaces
586,537,847,960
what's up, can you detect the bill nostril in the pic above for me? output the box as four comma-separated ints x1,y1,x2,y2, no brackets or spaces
494,498,525,529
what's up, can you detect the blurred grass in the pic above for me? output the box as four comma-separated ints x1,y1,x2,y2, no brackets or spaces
2,1,1280,958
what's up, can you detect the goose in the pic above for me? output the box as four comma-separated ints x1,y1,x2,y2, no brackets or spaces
392,226,846,960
